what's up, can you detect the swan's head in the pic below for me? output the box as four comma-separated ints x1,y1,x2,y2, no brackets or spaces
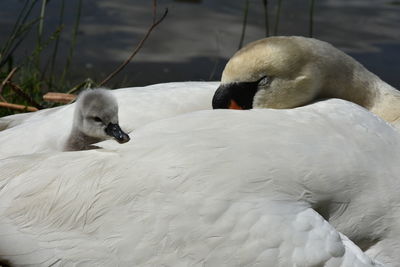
213,36,342,110
74,89,130,143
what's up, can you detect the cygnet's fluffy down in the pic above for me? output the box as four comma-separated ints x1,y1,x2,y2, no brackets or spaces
0,82,218,158
64,89,130,151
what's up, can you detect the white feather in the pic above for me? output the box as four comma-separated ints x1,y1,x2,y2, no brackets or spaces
0,99,392,266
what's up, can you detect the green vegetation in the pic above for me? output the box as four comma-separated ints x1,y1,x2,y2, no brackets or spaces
0,0,166,117
0,0,85,116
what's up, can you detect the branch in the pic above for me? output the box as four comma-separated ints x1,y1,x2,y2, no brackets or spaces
7,81,44,109
43,92,76,103
98,5,168,87
0,101,38,112
0,67,18,96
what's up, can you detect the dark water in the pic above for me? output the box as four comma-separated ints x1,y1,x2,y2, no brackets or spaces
0,0,399,88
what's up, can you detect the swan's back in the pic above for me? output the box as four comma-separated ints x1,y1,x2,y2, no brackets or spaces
0,99,395,265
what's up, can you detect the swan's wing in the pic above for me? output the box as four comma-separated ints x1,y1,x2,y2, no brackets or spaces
0,152,122,266
0,152,381,266
0,180,381,266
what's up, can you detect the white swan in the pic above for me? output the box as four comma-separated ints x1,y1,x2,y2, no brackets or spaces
0,82,217,157
0,99,396,266
212,36,400,129
64,89,130,151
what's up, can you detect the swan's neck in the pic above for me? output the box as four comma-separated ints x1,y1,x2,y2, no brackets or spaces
64,128,102,151
369,81,400,128
321,65,400,127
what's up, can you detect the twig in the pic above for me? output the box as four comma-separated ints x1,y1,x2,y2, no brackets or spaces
43,92,76,103
0,101,38,112
6,81,43,109
99,5,168,87
0,67,18,95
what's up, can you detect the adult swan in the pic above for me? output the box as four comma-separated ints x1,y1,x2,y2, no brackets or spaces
0,99,397,266
212,36,400,129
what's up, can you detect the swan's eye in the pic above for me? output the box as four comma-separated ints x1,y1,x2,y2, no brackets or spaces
93,117,103,123
258,76,270,87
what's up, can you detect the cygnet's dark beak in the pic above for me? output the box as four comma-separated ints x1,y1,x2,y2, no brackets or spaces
105,123,130,144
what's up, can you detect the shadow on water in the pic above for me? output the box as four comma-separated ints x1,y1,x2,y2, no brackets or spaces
0,0,399,88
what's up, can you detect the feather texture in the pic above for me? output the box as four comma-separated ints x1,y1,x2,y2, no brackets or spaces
0,99,393,266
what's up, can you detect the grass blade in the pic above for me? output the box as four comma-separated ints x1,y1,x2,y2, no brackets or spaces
61,0,83,86
0,18,41,68
273,0,283,35
262,0,269,37
48,0,65,90
1,0,40,60
238,0,250,49
38,0,47,44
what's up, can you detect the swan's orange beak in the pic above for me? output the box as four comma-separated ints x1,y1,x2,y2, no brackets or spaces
229,100,243,110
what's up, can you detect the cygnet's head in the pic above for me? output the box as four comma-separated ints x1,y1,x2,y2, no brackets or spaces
74,89,130,144
212,36,369,110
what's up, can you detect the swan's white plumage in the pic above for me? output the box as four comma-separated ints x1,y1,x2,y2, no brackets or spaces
0,82,217,157
0,99,393,266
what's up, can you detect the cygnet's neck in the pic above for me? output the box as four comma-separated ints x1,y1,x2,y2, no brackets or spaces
64,128,102,151
321,62,400,128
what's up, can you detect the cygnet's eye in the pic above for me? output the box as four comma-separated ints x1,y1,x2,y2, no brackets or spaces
258,76,270,87
93,116,103,123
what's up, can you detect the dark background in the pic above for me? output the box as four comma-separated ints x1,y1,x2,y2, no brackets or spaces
1,0,399,88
